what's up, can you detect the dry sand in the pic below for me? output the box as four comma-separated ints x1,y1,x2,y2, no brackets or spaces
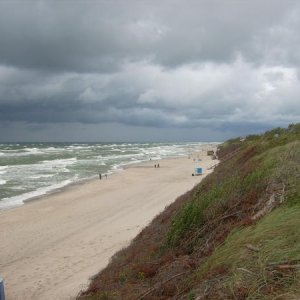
0,149,217,300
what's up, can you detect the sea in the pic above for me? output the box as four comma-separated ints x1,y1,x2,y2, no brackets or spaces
0,142,216,210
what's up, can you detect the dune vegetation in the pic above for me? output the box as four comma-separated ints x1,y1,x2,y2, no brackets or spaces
78,123,300,300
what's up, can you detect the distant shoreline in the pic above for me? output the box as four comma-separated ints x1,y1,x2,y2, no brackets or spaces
0,143,215,212
1,154,187,211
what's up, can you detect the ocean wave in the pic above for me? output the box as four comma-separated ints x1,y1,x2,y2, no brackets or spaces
100,153,144,161
111,148,126,152
94,159,106,165
0,178,76,210
41,147,63,152
0,179,6,185
0,166,8,175
111,159,145,171
28,174,55,179
24,147,44,154
0,149,44,156
65,145,91,151
0,142,215,210
5,158,77,173
41,157,77,167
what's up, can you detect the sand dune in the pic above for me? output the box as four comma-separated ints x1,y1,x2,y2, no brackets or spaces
0,149,216,300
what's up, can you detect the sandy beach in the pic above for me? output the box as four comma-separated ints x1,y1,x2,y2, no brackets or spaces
0,149,217,300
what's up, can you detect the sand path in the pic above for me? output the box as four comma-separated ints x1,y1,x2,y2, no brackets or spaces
0,150,216,300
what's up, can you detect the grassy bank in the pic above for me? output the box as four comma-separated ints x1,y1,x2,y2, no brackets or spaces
77,123,300,299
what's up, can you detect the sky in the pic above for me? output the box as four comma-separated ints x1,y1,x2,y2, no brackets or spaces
0,0,299,142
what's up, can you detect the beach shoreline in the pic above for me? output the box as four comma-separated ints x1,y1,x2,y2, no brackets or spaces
0,142,219,211
16,155,189,209
0,148,217,300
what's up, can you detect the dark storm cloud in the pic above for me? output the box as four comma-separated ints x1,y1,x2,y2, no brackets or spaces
0,0,298,72
0,0,300,141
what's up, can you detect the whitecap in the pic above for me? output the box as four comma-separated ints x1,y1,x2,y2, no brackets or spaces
28,174,54,179
0,178,75,210
41,157,77,167
24,148,44,154
0,166,8,175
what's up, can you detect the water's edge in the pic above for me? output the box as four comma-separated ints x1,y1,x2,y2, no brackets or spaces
0,142,219,210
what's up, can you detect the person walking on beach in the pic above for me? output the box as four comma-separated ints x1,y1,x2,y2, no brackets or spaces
99,173,102,180
105,174,107,179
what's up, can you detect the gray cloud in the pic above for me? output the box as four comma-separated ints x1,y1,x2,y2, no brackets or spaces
0,0,299,141
0,0,298,72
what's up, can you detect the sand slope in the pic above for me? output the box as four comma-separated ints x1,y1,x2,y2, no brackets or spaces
0,150,216,300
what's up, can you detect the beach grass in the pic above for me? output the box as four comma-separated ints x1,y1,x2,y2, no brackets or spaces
77,123,300,299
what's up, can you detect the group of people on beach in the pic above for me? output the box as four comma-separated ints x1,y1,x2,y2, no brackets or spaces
154,163,160,168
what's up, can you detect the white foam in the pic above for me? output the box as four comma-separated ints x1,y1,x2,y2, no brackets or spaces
95,159,106,165
0,178,75,210
66,145,90,150
41,157,77,168
46,147,56,150
0,166,8,175
1,150,43,157
42,147,61,152
25,147,43,153
28,174,54,179
101,153,144,161
0,179,6,185
45,158,77,173
7,158,77,175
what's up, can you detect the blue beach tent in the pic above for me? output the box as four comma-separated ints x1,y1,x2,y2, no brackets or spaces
194,167,203,175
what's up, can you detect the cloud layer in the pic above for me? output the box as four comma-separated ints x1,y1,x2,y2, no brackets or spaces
0,0,299,141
